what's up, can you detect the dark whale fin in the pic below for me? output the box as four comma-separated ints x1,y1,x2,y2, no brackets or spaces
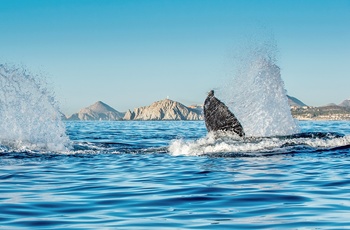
203,90,245,137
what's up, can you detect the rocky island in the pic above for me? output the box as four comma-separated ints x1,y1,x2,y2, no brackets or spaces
67,101,124,121
65,97,350,121
66,99,202,121
124,99,202,121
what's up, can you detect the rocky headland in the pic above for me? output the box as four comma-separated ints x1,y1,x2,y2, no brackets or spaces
67,101,124,121
124,99,202,121
65,97,350,121
66,99,202,121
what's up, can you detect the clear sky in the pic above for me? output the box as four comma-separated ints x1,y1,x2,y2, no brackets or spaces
1,0,349,115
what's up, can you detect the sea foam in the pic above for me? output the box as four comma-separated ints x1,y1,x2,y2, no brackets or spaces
169,132,350,157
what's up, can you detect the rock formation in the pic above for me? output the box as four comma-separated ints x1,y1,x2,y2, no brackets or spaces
64,96,350,121
339,99,350,108
67,101,124,121
124,99,202,120
123,109,135,120
287,95,307,107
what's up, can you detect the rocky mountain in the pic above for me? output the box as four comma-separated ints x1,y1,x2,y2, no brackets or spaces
64,96,350,121
67,101,124,121
124,99,202,121
339,99,350,108
188,104,203,113
287,95,307,107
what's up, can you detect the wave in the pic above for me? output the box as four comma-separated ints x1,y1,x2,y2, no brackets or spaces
0,141,169,157
168,132,350,157
2,131,350,158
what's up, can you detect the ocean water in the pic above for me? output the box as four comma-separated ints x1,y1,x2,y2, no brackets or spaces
1,120,350,229
1,51,350,229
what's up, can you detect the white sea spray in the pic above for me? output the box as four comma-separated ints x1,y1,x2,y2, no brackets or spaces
169,41,326,156
218,43,300,137
0,64,71,152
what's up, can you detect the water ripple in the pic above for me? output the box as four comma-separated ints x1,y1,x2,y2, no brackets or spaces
1,121,350,229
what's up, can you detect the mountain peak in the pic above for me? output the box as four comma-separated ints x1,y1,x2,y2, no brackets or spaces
287,95,307,107
86,101,117,113
150,98,180,107
67,101,124,121
128,98,202,120
339,99,350,108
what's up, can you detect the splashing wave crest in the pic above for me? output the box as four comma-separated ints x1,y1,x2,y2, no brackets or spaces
0,64,71,151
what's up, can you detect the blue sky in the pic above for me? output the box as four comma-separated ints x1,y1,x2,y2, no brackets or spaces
1,0,349,115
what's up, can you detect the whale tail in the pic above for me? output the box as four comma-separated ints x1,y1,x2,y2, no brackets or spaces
203,90,245,137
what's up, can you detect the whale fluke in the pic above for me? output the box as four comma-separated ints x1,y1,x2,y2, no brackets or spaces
203,90,245,137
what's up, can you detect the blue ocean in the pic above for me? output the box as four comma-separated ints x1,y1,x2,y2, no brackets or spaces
1,58,350,230
1,120,350,229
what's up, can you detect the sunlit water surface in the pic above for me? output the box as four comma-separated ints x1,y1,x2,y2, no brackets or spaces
1,121,350,229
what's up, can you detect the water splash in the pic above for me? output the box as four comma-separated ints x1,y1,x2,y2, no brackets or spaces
219,43,300,137
169,42,304,156
0,64,71,152
169,132,350,157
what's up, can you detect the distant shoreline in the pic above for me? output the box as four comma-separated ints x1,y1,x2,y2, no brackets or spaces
63,97,350,122
62,118,350,122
